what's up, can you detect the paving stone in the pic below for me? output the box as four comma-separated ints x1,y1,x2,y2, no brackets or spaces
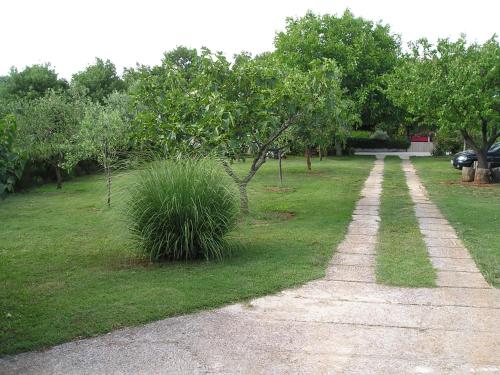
437,271,490,288
331,253,376,267
419,223,455,232
325,265,376,282
427,246,472,259
431,257,481,272
420,229,458,239
418,217,450,225
424,237,464,248
336,243,376,254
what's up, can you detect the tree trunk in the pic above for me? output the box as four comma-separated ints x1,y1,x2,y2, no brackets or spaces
473,148,491,184
278,151,283,185
305,146,312,171
476,150,489,169
462,167,475,182
474,168,491,184
239,183,249,214
106,165,112,207
55,165,62,189
335,139,342,156
104,139,112,207
318,146,323,161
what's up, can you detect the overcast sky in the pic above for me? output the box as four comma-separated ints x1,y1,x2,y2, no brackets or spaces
1,0,499,79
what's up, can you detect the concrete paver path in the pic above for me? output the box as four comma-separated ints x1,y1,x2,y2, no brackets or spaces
1,158,499,374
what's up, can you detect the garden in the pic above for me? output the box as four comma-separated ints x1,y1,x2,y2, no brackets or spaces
1,9,499,356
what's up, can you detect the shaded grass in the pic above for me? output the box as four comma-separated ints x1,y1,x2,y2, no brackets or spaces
376,157,436,287
0,156,373,355
412,157,500,287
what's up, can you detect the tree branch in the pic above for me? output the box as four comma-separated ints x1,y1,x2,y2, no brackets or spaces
220,159,241,184
488,123,499,148
460,129,479,151
481,118,488,149
242,113,300,184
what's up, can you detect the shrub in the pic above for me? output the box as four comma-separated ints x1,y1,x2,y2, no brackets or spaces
370,130,390,141
1,115,25,198
126,159,239,261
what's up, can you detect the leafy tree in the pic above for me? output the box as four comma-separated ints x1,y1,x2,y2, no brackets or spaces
0,64,68,101
386,37,500,179
275,10,401,130
289,59,359,168
131,47,230,157
16,88,87,188
0,115,25,198
68,92,133,206
72,58,125,103
132,48,349,212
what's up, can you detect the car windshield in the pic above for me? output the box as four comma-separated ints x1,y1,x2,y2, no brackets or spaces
488,143,500,152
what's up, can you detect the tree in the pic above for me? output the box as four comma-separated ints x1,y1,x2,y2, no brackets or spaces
16,88,86,188
0,64,68,102
289,60,359,169
0,115,25,198
72,58,125,103
68,92,133,206
386,36,500,182
275,10,401,131
132,48,348,212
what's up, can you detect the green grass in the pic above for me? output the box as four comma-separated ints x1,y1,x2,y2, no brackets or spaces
412,157,500,287
0,156,373,355
376,157,436,287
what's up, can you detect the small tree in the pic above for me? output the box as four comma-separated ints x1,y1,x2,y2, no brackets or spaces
16,89,86,188
386,36,499,182
69,92,132,206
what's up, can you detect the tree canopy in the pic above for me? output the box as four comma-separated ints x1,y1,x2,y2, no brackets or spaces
131,47,351,211
386,36,500,170
72,58,125,103
275,10,401,130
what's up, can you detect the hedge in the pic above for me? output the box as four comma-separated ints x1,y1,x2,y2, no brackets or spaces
346,137,410,150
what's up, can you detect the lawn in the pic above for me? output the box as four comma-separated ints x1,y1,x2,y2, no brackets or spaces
376,157,436,287
412,157,500,287
0,156,373,355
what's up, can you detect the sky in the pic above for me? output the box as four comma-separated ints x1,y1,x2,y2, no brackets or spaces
1,0,499,80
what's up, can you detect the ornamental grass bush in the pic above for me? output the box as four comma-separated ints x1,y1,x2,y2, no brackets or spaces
127,159,239,261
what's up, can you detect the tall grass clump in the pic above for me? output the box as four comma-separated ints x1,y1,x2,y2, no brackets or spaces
127,159,239,261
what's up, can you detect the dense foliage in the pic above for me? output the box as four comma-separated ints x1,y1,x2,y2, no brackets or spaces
346,136,410,150
15,88,87,188
0,115,25,197
131,47,352,211
72,58,126,103
386,37,500,169
126,159,239,261
0,64,68,103
275,10,401,131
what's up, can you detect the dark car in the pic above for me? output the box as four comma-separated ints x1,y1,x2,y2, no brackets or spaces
451,142,500,169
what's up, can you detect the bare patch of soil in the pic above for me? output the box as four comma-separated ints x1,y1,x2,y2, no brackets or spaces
443,180,499,189
263,211,295,220
264,186,295,193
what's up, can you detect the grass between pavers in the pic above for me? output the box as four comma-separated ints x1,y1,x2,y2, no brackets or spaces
0,156,373,355
412,157,500,287
376,157,436,287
